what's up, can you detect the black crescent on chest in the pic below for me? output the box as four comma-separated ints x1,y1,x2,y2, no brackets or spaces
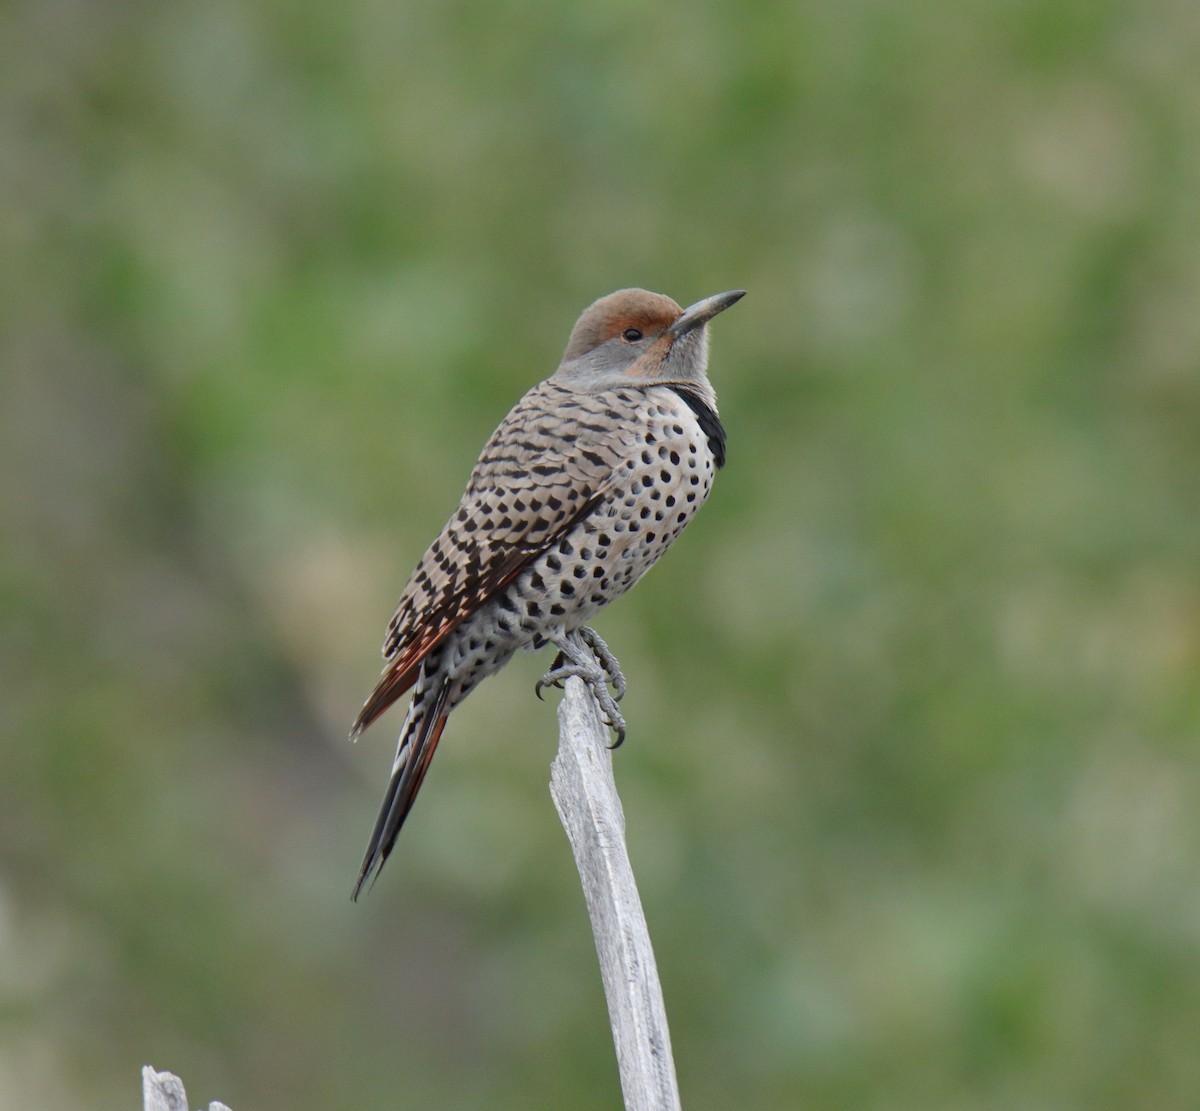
666,385,727,470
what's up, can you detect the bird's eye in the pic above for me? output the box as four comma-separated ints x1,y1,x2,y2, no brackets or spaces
622,328,643,342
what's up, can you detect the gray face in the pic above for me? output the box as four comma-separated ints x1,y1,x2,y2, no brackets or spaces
552,288,743,391
554,324,710,390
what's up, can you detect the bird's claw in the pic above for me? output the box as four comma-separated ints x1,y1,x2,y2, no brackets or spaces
535,651,567,700
605,712,627,749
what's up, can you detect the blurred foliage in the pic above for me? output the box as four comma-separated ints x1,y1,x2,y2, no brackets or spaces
3,0,1200,1107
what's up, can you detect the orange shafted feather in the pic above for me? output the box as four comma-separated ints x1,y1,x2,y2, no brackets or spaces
353,682,452,898
348,633,441,740
349,550,527,740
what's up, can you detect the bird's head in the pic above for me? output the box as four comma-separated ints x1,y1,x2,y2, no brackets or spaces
554,287,745,389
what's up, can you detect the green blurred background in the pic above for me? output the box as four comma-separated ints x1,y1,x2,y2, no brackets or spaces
3,0,1199,1107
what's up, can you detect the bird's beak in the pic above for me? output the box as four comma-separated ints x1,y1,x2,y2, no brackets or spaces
667,289,746,337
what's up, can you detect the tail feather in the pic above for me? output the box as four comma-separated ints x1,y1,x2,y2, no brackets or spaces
352,676,452,899
349,656,422,741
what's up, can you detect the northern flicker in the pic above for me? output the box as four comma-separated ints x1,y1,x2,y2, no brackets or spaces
351,287,744,896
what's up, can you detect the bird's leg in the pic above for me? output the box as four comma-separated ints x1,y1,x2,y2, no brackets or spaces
575,625,626,702
536,630,627,747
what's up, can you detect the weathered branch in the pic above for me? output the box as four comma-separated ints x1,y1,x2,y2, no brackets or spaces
142,1066,231,1111
550,677,682,1111
143,678,679,1111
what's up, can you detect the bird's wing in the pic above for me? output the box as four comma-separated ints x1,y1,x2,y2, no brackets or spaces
350,380,628,738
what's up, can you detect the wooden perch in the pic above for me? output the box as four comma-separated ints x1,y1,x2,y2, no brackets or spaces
143,677,679,1111
550,677,682,1111
142,1066,231,1111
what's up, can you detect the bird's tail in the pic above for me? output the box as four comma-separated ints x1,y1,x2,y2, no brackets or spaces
352,673,452,899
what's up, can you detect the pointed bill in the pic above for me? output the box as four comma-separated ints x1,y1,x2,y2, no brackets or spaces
668,290,746,337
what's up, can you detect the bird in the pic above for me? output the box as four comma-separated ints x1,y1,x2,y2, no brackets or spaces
350,286,745,897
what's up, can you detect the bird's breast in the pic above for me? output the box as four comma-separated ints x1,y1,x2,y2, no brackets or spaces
548,385,720,606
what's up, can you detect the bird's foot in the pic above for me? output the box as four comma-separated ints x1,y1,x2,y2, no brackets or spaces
536,631,628,747
575,625,627,702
